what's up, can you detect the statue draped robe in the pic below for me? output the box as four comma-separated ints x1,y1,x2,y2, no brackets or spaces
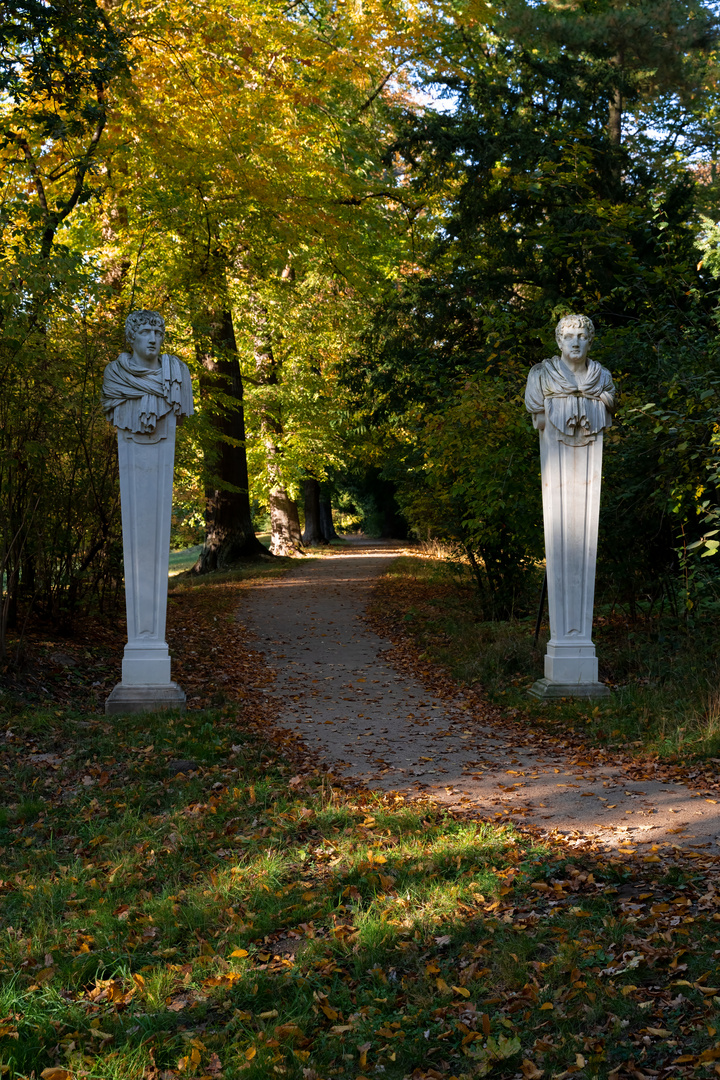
526,355,615,695
102,352,194,434
525,355,614,442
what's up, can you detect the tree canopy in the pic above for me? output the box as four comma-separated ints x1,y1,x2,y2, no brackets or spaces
2,0,720,651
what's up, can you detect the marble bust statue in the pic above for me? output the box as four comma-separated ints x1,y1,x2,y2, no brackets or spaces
525,314,615,699
103,311,193,715
525,314,615,443
102,310,194,435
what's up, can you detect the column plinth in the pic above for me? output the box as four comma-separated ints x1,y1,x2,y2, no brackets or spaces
105,413,186,715
530,425,610,701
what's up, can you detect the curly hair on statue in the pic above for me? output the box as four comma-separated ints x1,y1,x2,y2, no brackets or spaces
555,313,594,347
125,310,165,346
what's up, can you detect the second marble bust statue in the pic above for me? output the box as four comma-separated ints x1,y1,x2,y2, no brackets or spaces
525,314,615,444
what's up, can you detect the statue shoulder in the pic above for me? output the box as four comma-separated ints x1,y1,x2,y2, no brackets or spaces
103,351,131,372
102,355,127,387
533,356,560,374
589,358,615,384
163,353,191,375
527,357,557,382
525,360,547,412
527,358,550,377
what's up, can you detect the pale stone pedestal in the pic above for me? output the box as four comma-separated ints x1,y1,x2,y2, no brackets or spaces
106,682,186,714
529,677,610,700
106,413,186,716
530,423,610,701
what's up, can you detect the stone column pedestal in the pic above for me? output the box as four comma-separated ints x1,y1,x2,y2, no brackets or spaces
106,412,186,715
530,424,610,700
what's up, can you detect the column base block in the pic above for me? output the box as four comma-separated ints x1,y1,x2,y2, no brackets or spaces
122,653,172,685
529,677,611,700
105,682,186,716
544,647,598,684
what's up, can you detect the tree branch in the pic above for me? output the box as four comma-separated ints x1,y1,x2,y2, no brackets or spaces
56,83,107,227
7,132,49,219
335,190,423,214
36,81,107,260
358,69,395,114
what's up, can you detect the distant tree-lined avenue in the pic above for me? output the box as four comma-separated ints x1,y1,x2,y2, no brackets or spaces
2,0,720,653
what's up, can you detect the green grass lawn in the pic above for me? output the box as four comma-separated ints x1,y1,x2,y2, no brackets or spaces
169,537,273,577
168,534,349,578
169,545,203,575
0,702,719,1080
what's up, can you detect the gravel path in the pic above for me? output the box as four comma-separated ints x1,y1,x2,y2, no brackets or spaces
239,538,720,855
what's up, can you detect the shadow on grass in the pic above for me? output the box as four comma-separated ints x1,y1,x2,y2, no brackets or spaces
0,706,718,1079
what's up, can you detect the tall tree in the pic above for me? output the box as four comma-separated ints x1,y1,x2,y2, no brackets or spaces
499,0,718,147
0,0,128,264
251,298,305,556
92,0,437,563
302,478,326,546
193,308,267,572
346,0,720,613
0,0,130,652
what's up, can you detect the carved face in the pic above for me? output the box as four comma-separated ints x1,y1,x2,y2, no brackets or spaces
132,322,164,366
559,324,590,367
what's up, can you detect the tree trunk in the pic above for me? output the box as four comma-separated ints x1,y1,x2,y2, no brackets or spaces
252,299,304,556
608,85,622,146
302,477,326,545
608,50,624,148
269,489,303,556
319,492,338,541
193,309,268,573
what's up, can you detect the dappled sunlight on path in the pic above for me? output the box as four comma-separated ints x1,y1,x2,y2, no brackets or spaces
239,539,720,858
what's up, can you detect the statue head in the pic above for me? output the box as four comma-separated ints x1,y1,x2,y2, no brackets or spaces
125,310,165,349
555,313,594,349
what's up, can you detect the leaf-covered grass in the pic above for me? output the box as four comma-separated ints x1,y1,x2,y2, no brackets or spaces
1,703,720,1079
0,554,291,717
371,554,720,763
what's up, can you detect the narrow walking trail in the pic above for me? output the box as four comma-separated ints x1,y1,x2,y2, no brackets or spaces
239,538,720,856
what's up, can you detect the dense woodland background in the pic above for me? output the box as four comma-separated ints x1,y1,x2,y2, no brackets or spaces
3,0,720,660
